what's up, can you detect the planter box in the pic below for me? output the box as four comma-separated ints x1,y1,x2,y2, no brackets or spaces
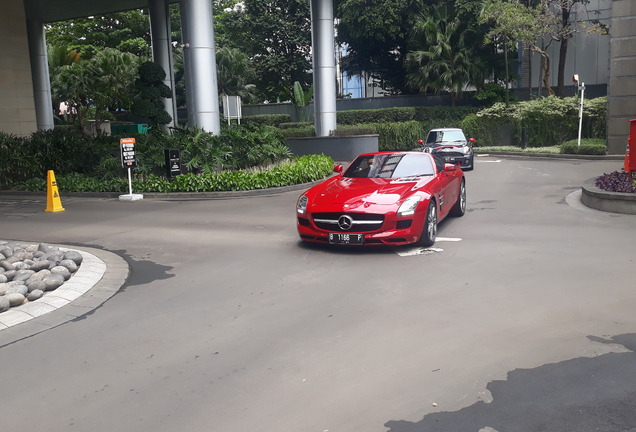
286,135,379,162
581,178,636,214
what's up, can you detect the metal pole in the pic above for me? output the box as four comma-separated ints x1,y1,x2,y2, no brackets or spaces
127,167,133,195
577,82,585,146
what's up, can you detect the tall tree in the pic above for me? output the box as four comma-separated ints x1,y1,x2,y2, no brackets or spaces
215,47,258,104
335,0,429,95
46,11,152,59
406,5,487,105
551,0,608,97
481,0,557,95
218,0,312,102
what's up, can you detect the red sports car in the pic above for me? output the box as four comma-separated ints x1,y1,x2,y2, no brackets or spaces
296,151,466,246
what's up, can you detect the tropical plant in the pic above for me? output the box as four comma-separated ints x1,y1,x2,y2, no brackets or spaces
132,61,173,128
215,47,258,104
218,0,313,101
290,81,313,122
406,5,487,105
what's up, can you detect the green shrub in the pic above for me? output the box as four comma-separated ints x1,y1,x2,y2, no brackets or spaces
375,121,428,151
337,107,416,125
279,122,313,129
18,155,334,193
242,114,291,127
413,106,480,123
560,139,607,155
279,126,315,138
331,124,377,136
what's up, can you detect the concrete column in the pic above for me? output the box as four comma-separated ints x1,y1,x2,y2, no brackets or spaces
180,0,195,127
607,0,636,154
179,0,220,134
149,0,178,131
26,20,54,131
310,0,337,137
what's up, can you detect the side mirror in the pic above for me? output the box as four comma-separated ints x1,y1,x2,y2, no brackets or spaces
443,163,457,171
417,139,424,144
469,138,476,143
333,164,343,174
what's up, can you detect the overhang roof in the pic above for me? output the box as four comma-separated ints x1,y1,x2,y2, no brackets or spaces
24,0,177,23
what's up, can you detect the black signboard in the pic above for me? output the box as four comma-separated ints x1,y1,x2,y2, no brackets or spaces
164,149,182,179
120,138,137,168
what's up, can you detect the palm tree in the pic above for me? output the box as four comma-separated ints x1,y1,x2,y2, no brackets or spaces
406,6,486,106
215,47,258,104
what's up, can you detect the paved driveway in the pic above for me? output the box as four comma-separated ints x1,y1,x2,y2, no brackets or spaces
1,156,635,432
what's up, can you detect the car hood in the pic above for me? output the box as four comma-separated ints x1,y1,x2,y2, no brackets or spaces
309,176,433,206
427,142,467,150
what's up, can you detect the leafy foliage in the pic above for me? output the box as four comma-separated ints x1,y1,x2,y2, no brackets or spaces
406,5,487,104
335,0,428,94
17,155,334,194
468,96,606,147
560,139,607,155
216,47,258,104
218,0,312,102
132,61,173,127
595,171,636,194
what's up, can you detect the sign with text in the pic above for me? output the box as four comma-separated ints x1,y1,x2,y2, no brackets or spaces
120,138,137,168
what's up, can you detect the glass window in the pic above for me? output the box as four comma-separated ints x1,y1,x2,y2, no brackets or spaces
344,154,435,179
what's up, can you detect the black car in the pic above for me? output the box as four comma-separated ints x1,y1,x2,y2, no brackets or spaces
418,128,475,171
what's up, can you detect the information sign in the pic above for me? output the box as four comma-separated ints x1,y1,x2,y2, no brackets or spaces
120,138,137,168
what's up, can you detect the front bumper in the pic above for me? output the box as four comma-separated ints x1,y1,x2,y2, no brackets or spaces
297,213,424,246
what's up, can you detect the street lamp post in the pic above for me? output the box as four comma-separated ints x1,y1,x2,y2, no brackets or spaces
573,74,585,147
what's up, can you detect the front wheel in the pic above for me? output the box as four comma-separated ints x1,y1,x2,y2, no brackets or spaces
449,179,466,217
417,201,437,247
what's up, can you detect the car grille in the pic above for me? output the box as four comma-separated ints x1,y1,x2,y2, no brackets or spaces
434,150,465,158
311,212,385,232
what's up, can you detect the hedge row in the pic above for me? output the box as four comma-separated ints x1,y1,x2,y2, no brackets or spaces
18,154,334,193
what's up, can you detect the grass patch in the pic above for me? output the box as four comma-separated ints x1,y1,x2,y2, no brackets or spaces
476,146,561,154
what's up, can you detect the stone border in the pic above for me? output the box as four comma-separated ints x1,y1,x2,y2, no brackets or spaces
581,178,636,215
0,245,129,347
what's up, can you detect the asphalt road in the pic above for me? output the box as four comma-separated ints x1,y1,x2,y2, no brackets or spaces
1,155,636,432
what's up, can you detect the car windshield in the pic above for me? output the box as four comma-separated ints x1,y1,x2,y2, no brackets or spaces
343,154,435,179
426,130,466,144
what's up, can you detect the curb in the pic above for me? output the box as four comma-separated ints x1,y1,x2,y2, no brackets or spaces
0,244,130,347
475,151,625,161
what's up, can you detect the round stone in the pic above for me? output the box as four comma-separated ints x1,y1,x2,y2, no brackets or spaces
27,290,44,301
43,274,65,291
63,251,83,266
29,260,50,272
5,292,26,307
2,270,16,281
0,283,9,296
0,296,10,312
26,280,46,292
14,251,33,261
6,285,28,296
0,261,15,271
59,259,78,273
50,266,72,281
0,274,6,284
13,270,35,282
37,243,51,253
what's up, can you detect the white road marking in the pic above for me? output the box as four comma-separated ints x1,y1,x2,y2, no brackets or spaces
436,237,462,242
393,247,443,257
477,160,501,163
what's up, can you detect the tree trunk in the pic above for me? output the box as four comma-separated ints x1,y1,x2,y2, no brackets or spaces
556,6,571,97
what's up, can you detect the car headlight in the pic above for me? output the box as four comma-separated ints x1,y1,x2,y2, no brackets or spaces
297,195,309,214
397,196,422,217
462,145,471,154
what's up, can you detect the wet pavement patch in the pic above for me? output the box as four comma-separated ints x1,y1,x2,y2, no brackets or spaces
385,333,636,431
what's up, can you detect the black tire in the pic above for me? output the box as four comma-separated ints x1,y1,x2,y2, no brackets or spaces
417,200,437,247
449,179,466,217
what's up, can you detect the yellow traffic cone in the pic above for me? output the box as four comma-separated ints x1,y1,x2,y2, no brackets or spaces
45,170,65,212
